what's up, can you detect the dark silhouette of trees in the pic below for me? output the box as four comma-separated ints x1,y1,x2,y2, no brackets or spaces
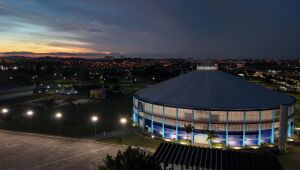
206,130,218,148
99,147,161,170
184,124,194,141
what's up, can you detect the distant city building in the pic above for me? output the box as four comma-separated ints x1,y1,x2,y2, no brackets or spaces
90,88,107,99
0,85,34,101
133,66,296,148
104,56,114,60
58,87,78,95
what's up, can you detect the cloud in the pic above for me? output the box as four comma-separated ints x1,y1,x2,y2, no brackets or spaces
0,0,299,58
86,28,102,33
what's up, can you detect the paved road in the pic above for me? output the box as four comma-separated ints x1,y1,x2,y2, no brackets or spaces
0,131,124,170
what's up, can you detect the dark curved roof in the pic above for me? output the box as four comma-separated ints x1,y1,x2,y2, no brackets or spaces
134,70,295,110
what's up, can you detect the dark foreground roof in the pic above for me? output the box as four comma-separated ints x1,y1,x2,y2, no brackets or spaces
135,70,295,110
153,143,283,170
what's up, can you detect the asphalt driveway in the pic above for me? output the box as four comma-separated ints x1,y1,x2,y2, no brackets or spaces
0,131,124,170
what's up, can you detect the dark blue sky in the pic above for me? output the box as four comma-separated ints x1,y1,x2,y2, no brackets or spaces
0,0,299,58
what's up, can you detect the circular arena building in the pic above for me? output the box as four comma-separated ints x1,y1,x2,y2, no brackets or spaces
132,66,296,147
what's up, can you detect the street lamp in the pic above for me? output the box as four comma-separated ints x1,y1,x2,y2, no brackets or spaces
1,108,9,114
120,117,127,127
120,117,127,125
26,110,34,131
55,112,62,136
91,116,98,137
55,112,62,119
1,108,9,129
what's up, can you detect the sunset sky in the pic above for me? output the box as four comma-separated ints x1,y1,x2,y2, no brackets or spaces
0,0,300,58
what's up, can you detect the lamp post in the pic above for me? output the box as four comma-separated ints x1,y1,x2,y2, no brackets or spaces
120,117,127,128
118,117,127,143
1,108,9,129
55,112,62,136
26,110,34,131
91,116,98,137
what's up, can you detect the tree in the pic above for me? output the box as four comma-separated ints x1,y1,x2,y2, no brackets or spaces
184,124,194,142
206,130,218,147
99,147,161,170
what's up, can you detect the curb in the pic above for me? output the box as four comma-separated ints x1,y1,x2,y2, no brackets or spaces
0,130,155,152
0,129,92,142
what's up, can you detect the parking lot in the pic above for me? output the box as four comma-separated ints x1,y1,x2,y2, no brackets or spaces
0,131,124,170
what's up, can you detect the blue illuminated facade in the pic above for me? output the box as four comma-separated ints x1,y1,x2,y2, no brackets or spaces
133,96,295,147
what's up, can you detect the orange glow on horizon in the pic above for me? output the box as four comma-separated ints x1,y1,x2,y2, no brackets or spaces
0,41,92,53
0,40,112,56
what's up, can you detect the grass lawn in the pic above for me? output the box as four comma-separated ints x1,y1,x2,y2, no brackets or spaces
0,80,148,137
0,94,49,105
0,94,133,137
98,132,162,152
120,83,147,94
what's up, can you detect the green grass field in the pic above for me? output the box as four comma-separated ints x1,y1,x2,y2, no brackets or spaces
98,132,162,151
0,94,49,105
0,94,133,137
120,83,147,94
0,80,147,137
